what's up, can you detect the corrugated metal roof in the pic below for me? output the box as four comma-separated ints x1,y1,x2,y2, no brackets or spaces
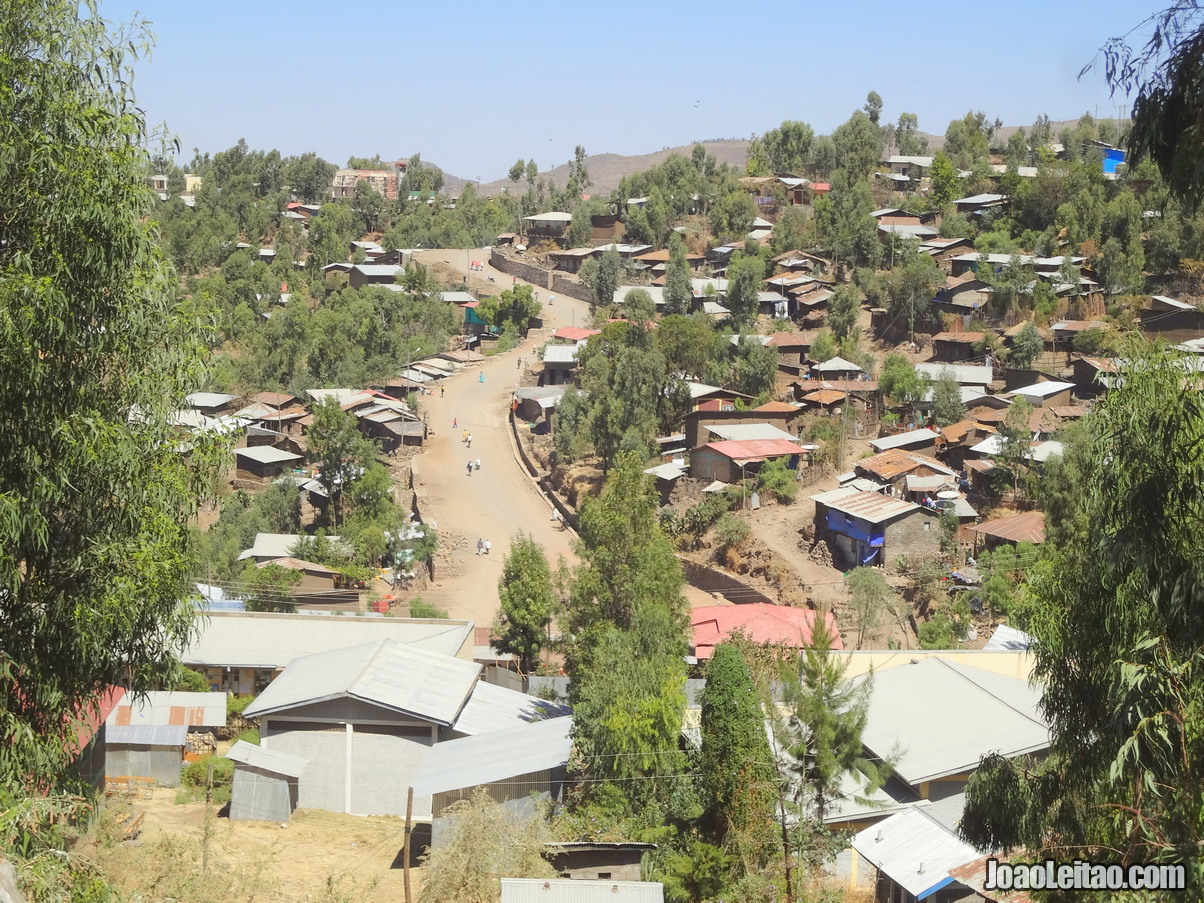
699,438,807,460
813,488,919,525
186,392,237,409
450,681,570,735
913,363,993,385
107,723,188,747
234,446,302,465
410,716,572,796
107,691,227,729
812,356,863,373
501,879,664,903
237,532,345,561
706,423,797,442
870,428,940,452
243,639,482,726
851,807,982,900
983,625,1035,652
644,462,686,481
542,345,581,364
179,611,473,669
226,739,308,778
858,659,1048,785
855,449,956,482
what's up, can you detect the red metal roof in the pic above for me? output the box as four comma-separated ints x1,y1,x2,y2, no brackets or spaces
553,326,601,342
691,603,842,658
699,438,808,461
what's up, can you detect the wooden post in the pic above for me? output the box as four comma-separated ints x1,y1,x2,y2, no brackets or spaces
403,786,414,903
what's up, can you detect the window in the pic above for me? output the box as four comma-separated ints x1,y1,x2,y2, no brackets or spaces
597,873,612,880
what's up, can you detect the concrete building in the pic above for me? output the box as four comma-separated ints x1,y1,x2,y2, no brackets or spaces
544,843,656,882
244,639,568,818
226,740,306,822
233,445,303,483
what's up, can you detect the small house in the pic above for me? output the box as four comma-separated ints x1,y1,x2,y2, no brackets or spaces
540,343,581,386
688,438,806,484
810,486,941,569
952,193,1007,216
104,724,187,788
869,428,940,455
544,843,657,882
853,449,957,494
929,332,985,363
347,263,404,290
810,356,863,381
234,446,303,483
523,211,573,246
970,511,1045,549
226,740,306,822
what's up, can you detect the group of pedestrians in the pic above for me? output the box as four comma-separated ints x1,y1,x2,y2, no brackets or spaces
476,538,491,555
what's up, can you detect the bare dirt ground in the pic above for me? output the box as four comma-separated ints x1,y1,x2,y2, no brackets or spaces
87,794,415,902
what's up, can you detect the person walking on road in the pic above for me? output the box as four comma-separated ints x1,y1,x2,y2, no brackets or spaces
440,385,445,398
475,458,481,471
467,433,472,448
479,372,485,384
476,538,484,556
484,539,491,555
466,461,473,477
462,429,468,442
453,417,458,429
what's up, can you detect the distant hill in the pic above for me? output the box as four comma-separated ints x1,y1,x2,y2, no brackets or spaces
436,118,1122,198
449,140,751,199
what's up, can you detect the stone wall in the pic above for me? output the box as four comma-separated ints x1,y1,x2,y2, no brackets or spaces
882,509,943,570
489,248,594,305
679,559,776,606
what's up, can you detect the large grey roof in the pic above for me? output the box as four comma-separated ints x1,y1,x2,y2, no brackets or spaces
913,363,993,385
226,739,308,778
410,716,573,796
858,659,1048,786
450,680,570,735
107,724,188,747
243,639,483,726
179,611,473,670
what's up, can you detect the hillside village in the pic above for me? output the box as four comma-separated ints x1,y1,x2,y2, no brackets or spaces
6,13,1204,898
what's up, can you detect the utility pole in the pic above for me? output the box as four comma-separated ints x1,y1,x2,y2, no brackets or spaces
403,786,414,903
202,761,214,873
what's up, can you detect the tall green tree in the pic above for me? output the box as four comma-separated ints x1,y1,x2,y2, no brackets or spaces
494,532,557,674
307,397,375,526
760,120,816,174
815,169,881,274
878,353,928,407
830,110,884,180
931,368,967,428
0,0,222,792
1010,321,1045,369
699,643,778,866
826,283,861,343
724,252,765,328
775,622,891,826
962,346,1204,894
565,453,691,811
663,232,693,315
585,246,622,311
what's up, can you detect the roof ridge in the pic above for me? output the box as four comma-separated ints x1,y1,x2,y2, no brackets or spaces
931,659,1045,729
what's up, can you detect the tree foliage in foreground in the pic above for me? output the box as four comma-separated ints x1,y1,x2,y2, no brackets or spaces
419,788,555,903
0,0,222,794
495,531,558,674
961,344,1204,896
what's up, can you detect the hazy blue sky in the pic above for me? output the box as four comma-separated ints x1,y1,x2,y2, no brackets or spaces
98,0,1167,180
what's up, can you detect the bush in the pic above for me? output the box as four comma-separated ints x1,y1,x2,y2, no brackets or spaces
756,458,798,504
714,513,750,549
227,694,254,720
408,597,449,619
180,755,235,804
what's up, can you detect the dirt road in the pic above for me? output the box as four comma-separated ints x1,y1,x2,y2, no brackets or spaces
407,250,588,628
408,251,715,628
